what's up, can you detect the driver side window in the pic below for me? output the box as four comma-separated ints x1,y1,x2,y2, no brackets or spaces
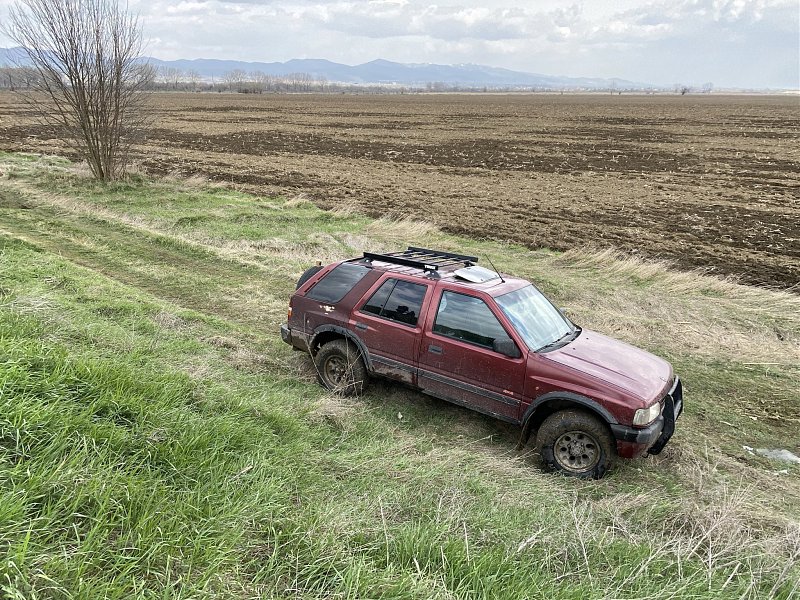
433,291,514,349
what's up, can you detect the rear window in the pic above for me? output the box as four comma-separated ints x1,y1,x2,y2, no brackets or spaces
306,263,370,303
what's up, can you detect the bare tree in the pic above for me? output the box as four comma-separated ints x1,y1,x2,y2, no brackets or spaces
2,0,154,180
158,66,183,90
673,83,691,95
222,69,247,92
185,69,201,92
0,65,41,90
250,70,269,94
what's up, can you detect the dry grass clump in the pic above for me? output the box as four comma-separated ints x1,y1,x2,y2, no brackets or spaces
327,199,373,217
218,235,347,265
205,334,240,349
555,247,800,311
340,233,394,255
152,310,188,330
158,170,209,188
541,247,800,366
307,393,360,431
391,416,800,597
576,292,799,365
66,160,95,179
227,346,273,372
201,217,443,283
182,358,217,381
283,194,316,209
364,216,441,243
307,412,799,598
5,293,56,316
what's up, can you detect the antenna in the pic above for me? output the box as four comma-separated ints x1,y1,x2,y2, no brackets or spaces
485,255,505,283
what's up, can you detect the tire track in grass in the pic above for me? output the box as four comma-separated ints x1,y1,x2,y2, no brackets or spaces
0,182,278,330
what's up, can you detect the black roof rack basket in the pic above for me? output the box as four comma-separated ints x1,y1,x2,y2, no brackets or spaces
362,247,478,275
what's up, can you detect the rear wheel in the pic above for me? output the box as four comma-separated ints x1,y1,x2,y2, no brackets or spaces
314,339,368,396
537,410,614,479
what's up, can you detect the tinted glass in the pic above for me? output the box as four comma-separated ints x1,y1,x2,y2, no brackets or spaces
433,291,513,349
381,280,427,326
306,263,370,303
361,279,395,316
361,279,427,326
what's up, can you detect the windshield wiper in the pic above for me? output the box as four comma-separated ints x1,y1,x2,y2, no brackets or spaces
536,327,581,353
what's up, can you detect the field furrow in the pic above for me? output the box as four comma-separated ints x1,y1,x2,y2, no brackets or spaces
2,92,798,290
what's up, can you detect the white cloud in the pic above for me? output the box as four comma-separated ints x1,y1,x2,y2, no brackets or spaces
2,0,797,87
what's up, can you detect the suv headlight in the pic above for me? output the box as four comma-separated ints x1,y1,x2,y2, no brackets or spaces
633,402,661,426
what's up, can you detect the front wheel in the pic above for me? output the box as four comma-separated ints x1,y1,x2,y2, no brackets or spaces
314,339,368,396
536,410,614,479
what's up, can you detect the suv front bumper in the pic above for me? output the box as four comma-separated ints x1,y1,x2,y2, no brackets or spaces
609,377,684,457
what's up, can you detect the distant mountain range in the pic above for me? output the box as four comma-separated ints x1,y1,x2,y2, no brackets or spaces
1,47,652,90
148,56,651,89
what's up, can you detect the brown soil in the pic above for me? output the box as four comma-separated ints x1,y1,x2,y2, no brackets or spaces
1,92,798,289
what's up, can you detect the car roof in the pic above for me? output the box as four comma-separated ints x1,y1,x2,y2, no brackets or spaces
345,247,530,296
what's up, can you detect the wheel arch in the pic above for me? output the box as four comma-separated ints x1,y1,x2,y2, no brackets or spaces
518,391,617,448
310,325,372,370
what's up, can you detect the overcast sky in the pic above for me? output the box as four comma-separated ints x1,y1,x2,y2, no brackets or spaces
1,0,798,88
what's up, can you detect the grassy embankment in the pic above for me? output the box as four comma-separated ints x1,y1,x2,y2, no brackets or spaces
0,151,798,599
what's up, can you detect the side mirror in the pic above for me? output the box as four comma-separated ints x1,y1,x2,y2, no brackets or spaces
493,338,521,359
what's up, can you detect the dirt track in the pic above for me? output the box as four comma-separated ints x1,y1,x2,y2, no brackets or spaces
1,92,798,289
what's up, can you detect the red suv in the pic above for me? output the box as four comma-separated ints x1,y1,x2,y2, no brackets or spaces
281,247,683,478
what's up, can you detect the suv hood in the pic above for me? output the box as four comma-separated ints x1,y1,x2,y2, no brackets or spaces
542,329,672,403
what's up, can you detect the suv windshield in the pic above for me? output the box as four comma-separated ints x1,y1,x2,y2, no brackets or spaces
496,285,575,351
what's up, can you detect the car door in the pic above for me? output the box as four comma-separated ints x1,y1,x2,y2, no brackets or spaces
352,276,431,385
417,289,527,423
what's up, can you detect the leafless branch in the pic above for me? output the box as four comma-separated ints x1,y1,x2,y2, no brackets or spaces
2,0,154,180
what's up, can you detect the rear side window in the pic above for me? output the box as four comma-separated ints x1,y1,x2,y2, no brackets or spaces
362,280,394,316
360,278,427,326
306,263,370,303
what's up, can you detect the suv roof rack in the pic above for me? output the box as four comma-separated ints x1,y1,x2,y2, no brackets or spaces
362,247,479,276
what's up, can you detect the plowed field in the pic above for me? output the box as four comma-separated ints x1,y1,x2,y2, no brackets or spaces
1,92,798,289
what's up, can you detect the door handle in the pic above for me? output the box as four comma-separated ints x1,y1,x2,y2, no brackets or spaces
355,322,368,331
428,345,442,354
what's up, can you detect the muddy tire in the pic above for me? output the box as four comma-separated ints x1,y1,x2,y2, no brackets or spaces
296,265,323,290
314,339,368,396
537,410,614,479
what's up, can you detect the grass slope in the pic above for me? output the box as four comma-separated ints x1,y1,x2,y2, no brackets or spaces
0,152,798,599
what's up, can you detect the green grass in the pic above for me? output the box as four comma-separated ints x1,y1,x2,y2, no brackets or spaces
1,151,798,598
